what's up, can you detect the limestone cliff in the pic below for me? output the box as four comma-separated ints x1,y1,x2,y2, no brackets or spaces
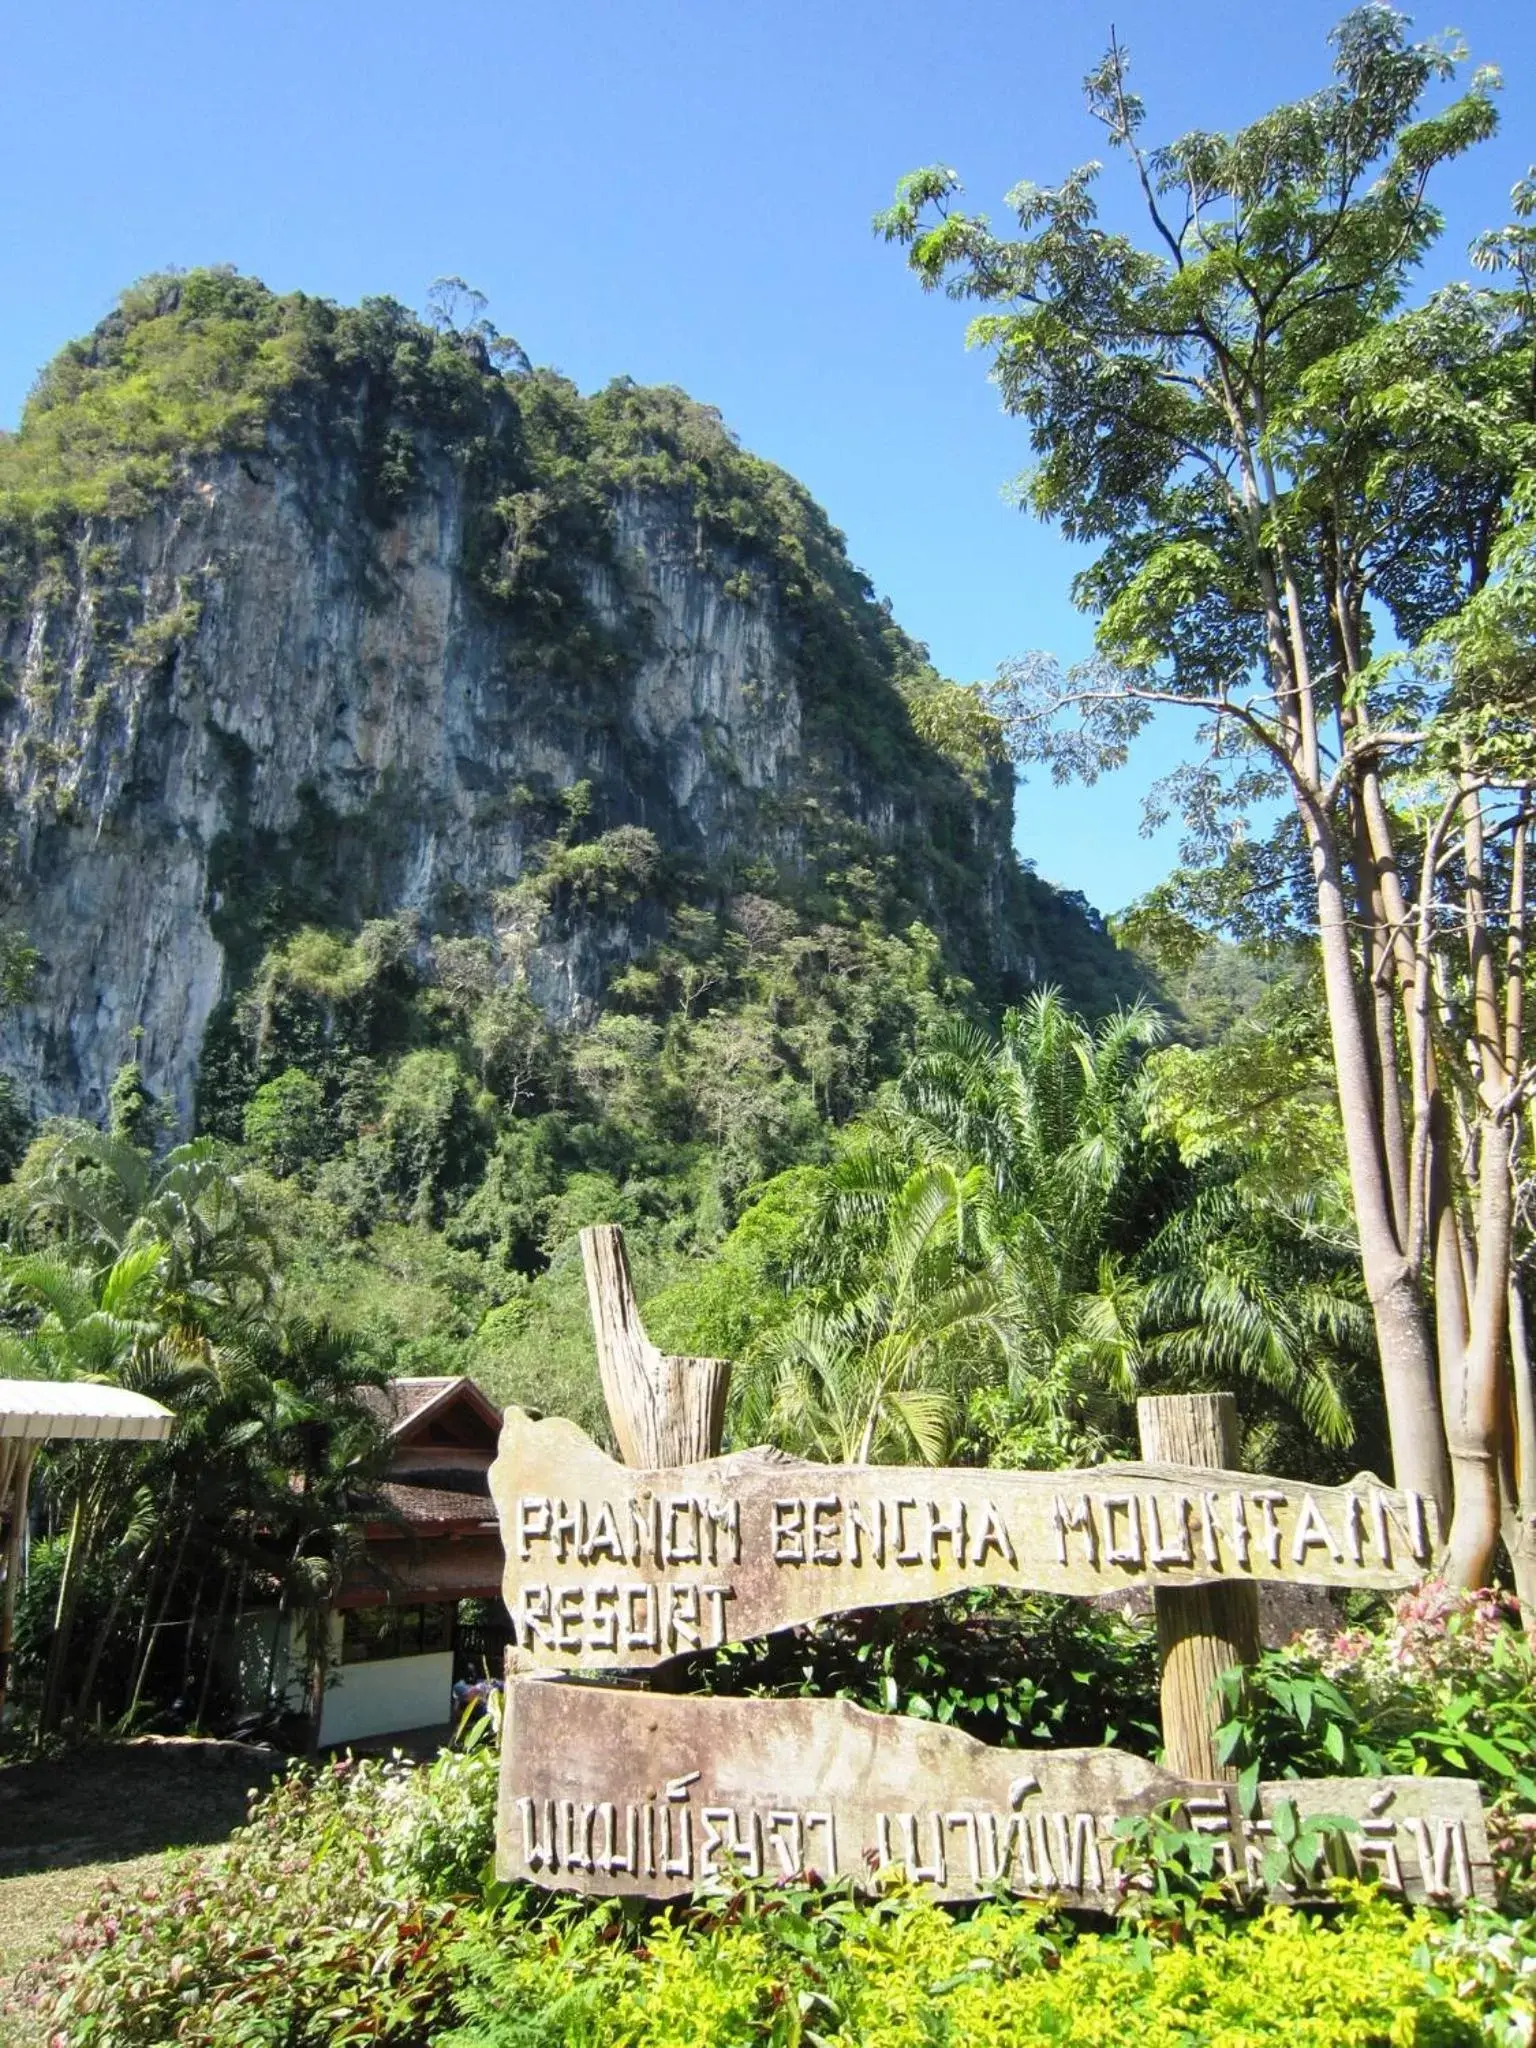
0,273,1132,1130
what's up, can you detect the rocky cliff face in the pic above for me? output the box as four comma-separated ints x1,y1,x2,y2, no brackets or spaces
0,277,1128,1131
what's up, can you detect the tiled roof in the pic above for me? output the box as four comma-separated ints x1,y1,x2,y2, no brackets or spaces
370,1479,499,1530
356,1378,461,1429
338,1534,504,1605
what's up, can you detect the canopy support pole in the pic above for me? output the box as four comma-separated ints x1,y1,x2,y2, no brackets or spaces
0,1443,39,1718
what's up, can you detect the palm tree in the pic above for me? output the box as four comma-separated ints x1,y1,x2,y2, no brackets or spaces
734,990,1371,1469
1134,1185,1372,1465
1,1132,385,1734
0,1241,211,1728
738,1157,1008,1462
18,1130,272,1323
233,1318,389,1746
0,1240,166,1383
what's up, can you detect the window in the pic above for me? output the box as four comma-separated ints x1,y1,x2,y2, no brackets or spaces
342,1606,398,1664
419,1604,453,1653
341,1603,457,1664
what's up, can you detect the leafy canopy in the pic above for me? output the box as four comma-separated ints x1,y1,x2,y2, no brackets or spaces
877,8,1517,841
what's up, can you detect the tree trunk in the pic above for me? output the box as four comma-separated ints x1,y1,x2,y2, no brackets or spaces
74,1533,156,1728
126,1513,193,1727
178,1556,209,1699
1444,1114,1515,1586
194,1564,235,1728
40,1491,89,1735
1136,1394,1260,1781
262,1591,290,1715
1503,1282,1536,1631
303,1604,332,1755
125,1540,165,1715
1298,797,1450,1514
581,1225,731,1464
0,1445,38,1720
1436,779,1521,1589
1348,794,1411,1243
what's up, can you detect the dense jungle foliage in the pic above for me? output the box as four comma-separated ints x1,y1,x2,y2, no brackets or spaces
0,935,1375,1740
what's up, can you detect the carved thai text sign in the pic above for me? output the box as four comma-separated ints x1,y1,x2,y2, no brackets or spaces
498,1680,1493,1907
490,1409,1437,1671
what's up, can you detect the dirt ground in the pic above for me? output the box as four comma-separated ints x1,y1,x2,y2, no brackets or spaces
0,1737,286,1987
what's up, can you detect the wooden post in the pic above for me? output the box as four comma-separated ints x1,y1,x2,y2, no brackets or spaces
581,1224,731,1465
1136,1394,1260,1781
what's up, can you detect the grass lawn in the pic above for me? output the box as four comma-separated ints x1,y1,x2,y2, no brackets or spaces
0,1737,285,1997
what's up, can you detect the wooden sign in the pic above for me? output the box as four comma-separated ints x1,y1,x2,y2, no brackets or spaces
498,1679,1493,1907
490,1409,1436,1672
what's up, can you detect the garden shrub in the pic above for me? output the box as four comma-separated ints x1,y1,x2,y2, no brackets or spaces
16,1724,1535,2048
1215,1582,1536,1902
1429,1908,1536,2047
445,1882,1496,2048
14,1748,487,2048
685,1589,1161,1754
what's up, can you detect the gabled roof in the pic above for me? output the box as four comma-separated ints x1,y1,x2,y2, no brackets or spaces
357,1376,503,1444
0,1379,174,1442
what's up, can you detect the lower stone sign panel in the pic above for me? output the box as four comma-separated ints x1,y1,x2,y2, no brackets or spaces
498,1678,1493,1908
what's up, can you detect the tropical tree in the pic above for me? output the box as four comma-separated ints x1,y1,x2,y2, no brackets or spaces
879,10,1536,1587
106,1314,387,1741
905,995,1365,1458
1139,952,1346,1205
236,1316,390,1749
0,1240,210,1728
737,1153,1007,1463
730,992,1370,1470
1,1126,385,1733
16,1127,272,1325
1131,1183,1371,1461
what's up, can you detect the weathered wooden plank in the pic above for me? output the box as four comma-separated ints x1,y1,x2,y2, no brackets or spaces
581,1225,730,1467
497,1679,1493,1906
490,1408,1435,1671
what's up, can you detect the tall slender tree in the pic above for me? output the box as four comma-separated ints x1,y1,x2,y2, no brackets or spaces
879,10,1535,1589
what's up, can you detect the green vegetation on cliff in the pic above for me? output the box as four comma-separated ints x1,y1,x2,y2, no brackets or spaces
0,268,1141,1421
1,269,1013,796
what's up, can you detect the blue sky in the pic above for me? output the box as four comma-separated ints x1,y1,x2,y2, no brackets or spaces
3,0,1531,913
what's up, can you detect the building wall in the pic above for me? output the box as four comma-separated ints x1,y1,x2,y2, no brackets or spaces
226,1609,454,1744
319,1648,454,1745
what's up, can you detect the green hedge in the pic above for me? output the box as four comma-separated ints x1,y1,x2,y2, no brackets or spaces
445,1886,1495,2048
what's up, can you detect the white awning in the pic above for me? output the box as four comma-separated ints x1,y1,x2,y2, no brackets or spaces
0,1380,174,1443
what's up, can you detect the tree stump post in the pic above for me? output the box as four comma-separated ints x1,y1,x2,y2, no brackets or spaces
1136,1393,1260,1781
580,1224,731,1465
